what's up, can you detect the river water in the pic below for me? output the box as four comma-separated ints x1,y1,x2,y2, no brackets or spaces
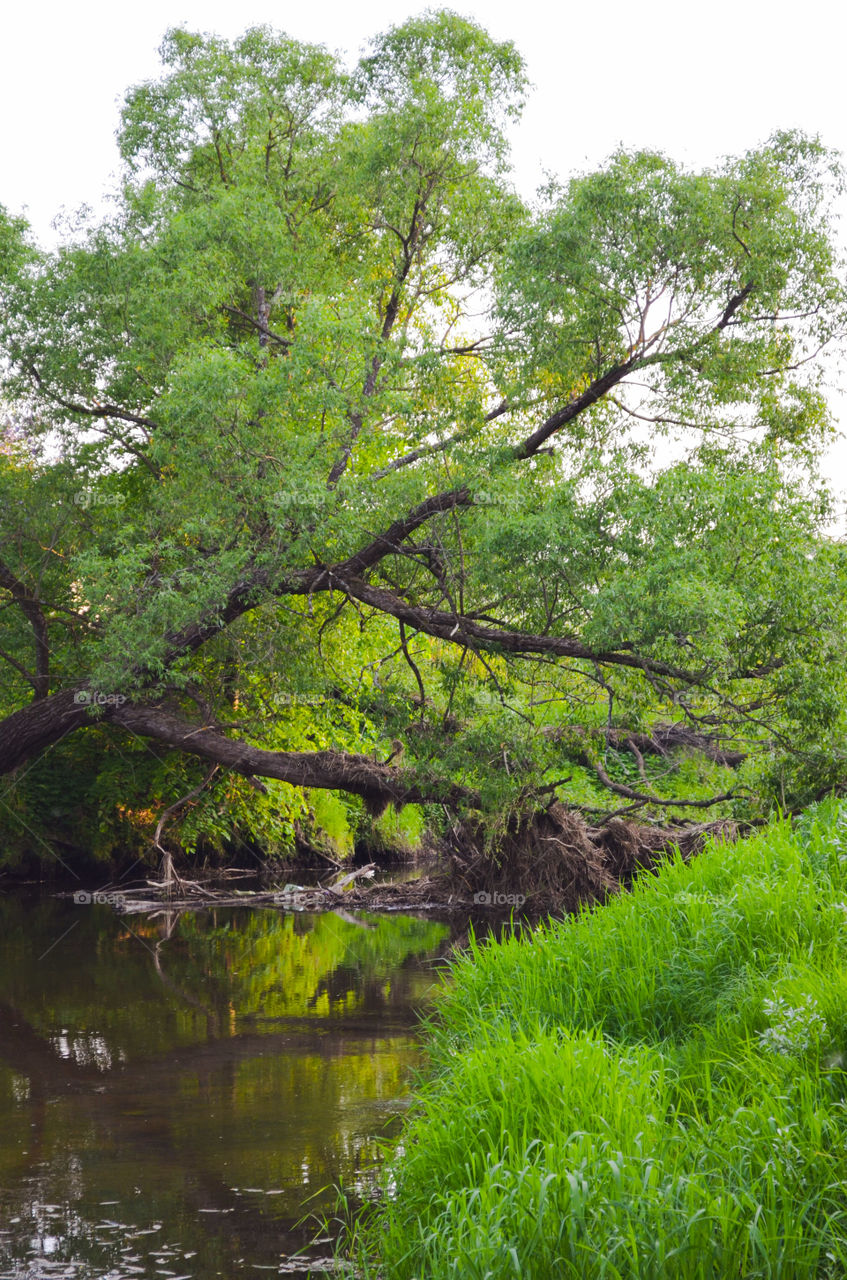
0,896,467,1279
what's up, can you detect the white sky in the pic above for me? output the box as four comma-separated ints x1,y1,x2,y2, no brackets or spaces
2,0,846,499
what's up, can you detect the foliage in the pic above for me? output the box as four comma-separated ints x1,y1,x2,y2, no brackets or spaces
0,13,846,868
361,801,847,1277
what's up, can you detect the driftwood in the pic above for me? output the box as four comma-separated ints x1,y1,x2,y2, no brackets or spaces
327,863,376,893
64,809,741,917
74,877,473,916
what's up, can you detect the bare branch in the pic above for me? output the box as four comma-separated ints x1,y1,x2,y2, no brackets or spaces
591,758,738,809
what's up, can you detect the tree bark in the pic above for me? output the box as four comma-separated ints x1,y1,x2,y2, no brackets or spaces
0,688,92,774
112,703,474,809
0,689,476,811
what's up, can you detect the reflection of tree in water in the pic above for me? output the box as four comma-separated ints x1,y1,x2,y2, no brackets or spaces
0,999,265,1258
150,909,225,1038
0,899,454,1277
163,907,449,1022
307,954,427,1015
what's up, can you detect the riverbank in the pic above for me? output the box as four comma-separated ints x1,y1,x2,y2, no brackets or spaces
355,799,847,1278
37,806,742,918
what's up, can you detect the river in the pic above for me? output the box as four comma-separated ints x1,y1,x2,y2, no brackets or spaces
0,895,471,1278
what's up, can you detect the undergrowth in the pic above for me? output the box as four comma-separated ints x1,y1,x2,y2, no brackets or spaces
352,798,847,1278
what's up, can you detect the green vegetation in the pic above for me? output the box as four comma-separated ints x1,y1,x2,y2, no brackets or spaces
4,19,847,1267
361,801,847,1277
0,13,846,873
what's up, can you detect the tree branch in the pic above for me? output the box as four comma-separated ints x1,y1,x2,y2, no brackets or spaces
111,703,475,809
27,366,158,436
591,758,738,809
331,575,705,682
0,559,50,699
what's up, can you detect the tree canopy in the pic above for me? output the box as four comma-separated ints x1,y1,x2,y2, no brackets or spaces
1,12,846,868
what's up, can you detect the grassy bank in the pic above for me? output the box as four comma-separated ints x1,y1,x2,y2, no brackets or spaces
359,800,847,1278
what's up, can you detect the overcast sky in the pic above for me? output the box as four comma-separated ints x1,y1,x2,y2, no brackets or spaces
2,0,845,495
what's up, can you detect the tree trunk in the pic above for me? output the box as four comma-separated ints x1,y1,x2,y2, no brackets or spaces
112,703,474,812
0,689,93,774
0,690,475,812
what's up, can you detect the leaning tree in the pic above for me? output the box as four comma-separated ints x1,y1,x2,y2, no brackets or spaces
1,12,846,872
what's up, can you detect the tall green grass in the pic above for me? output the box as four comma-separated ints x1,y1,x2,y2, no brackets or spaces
360,800,847,1278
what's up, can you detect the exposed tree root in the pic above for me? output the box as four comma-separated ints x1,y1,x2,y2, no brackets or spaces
445,802,741,913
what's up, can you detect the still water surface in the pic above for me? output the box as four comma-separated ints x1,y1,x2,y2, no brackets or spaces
0,897,464,1278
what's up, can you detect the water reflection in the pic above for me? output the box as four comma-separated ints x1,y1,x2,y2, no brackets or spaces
0,899,454,1278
